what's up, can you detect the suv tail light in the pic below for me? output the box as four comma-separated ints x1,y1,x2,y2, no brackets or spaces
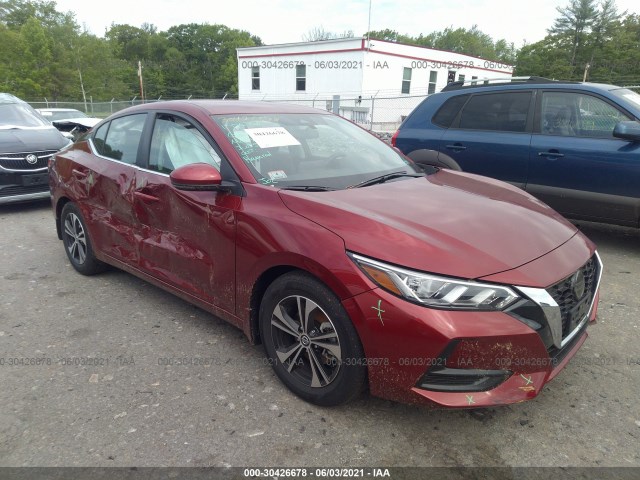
391,129,399,147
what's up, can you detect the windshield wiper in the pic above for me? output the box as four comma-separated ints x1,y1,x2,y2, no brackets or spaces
347,171,423,189
280,185,336,192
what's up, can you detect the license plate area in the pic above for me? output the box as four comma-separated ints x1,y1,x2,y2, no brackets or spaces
22,173,49,186
567,296,590,332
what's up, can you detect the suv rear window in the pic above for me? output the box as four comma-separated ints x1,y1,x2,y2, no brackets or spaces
432,95,469,128
459,92,531,132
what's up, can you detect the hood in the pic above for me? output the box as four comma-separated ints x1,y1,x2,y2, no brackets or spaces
0,126,68,153
278,170,579,279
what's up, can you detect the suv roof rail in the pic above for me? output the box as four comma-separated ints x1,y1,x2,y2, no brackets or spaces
441,76,579,92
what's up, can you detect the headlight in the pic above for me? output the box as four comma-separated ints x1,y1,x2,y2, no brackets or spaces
350,253,519,311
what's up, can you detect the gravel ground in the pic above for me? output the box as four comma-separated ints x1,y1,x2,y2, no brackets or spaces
0,200,639,468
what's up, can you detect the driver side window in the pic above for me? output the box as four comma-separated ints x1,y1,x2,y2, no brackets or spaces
148,114,222,174
541,92,631,138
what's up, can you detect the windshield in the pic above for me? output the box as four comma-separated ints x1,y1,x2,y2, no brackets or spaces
0,102,51,128
213,113,419,189
611,88,640,114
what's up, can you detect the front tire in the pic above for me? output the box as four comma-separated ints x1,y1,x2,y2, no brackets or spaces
259,272,367,406
61,202,106,275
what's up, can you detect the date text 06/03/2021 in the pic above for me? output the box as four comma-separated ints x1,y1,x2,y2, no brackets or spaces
242,467,391,477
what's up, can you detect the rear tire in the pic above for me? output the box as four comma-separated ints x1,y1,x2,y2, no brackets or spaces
61,202,106,275
259,272,367,406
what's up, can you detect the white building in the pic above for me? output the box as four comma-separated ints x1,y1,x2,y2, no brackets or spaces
237,37,513,131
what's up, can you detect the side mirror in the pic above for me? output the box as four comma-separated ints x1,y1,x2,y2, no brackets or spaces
406,149,461,171
613,121,640,142
170,163,226,191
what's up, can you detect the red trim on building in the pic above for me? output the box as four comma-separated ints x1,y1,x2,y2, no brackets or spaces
238,47,365,59
369,37,514,68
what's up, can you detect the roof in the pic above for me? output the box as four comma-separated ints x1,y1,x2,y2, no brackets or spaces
125,100,329,116
440,76,619,93
237,37,362,51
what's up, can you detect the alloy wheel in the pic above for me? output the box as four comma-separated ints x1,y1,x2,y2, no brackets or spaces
63,212,87,265
270,295,342,388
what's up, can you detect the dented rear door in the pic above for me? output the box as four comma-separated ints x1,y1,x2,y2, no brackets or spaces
81,114,148,265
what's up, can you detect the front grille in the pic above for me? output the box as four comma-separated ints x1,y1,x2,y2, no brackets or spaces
0,184,49,198
0,151,56,170
547,256,599,338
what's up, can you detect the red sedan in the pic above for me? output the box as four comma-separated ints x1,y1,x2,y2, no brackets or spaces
49,101,602,407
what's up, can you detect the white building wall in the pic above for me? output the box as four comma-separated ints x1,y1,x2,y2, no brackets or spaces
238,38,365,103
237,38,514,131
361,39,513,96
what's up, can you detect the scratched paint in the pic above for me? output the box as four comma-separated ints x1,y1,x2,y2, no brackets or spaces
371,299,385,326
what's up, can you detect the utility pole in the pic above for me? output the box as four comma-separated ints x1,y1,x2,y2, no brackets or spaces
583,63,590,82
138,61,145,103
78,69,88,113
366,0,372,50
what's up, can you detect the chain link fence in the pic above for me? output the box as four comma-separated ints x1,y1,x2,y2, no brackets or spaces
26,94,428,134
26,82,640,134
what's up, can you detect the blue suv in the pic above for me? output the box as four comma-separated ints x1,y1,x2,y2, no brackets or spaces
393,77,640,227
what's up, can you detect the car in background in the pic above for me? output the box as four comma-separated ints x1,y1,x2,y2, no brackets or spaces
393,77,640,228
36,108,101,141
50,100,601,408
0,93,69,204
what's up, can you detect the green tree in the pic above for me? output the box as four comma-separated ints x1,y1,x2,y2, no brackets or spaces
548,0,598,68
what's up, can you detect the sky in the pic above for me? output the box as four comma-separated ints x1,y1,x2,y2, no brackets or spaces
53,0,640,47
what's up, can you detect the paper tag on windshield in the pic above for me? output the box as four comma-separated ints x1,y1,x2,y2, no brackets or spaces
245,127,301,148
267,170,287,180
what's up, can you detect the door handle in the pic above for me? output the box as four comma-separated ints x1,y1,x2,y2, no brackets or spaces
134,191,160,203
538,151,565,159
445,144,467,152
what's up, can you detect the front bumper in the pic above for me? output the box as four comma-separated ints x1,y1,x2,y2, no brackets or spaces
343,243,600,408
0,168,50,205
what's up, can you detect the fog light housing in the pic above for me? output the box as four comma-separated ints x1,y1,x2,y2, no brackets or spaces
417,367,512,392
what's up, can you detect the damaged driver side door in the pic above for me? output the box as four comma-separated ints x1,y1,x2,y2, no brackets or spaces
132,112,239,313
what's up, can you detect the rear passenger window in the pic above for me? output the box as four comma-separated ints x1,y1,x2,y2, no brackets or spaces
93,114,147,164
458,92,531,132
432,95,469,128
